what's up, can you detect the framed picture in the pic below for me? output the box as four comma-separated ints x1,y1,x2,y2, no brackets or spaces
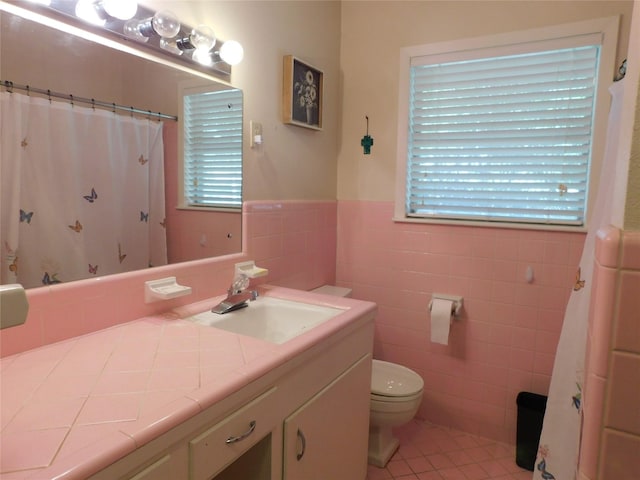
282,55,323,130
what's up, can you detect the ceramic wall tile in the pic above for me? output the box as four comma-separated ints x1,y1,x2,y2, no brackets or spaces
337,199,586,443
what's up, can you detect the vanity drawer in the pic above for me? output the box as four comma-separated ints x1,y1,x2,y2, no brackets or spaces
189,387,278,480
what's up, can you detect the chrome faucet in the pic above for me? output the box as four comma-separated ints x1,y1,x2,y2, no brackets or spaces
211,273,259,314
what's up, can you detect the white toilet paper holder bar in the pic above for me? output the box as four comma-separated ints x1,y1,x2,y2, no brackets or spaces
429,294,463,317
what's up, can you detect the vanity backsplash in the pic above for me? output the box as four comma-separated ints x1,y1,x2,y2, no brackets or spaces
0,200,338,357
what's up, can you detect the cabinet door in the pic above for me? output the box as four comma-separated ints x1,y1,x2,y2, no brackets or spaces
283,354,371,480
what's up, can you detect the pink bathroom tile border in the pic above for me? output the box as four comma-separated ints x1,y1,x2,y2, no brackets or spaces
579,227,640,480
0,200,338,358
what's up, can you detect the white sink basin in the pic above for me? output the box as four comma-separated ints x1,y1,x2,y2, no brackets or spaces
188,296,345,344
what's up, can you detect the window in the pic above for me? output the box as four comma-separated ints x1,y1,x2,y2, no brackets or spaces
395,17,619,229
182,87,243,209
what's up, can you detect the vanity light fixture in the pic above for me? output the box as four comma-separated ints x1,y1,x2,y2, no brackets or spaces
74,0,106,26
177,25,216,53
218,40,244,66
159,24,216,58
128,9,181,39
12,0,242,78
102,0,137,21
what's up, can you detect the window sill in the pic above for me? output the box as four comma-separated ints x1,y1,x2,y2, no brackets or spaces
392,215,587,233
176,205,242,213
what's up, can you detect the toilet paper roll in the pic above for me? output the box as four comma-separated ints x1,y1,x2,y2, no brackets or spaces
430,298,453,345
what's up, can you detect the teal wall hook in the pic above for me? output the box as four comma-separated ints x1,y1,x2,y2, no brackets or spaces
361,116,374,154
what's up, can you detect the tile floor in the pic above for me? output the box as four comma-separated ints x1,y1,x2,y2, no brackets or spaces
366,420,533,480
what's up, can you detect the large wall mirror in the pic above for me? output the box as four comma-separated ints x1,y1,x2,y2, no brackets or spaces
0,8,243,289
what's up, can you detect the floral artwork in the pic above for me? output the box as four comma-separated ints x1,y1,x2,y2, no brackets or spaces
283,55,323,130
295,70,318,123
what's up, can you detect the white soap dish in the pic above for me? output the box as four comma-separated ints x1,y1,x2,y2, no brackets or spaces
145,277,192,303
234,261,269,279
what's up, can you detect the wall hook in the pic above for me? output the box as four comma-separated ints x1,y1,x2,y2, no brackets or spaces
361,115,374,154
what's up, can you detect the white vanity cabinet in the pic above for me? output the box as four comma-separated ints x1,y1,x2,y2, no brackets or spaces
90,306,374,480
283,354,371,480
190,387,280,480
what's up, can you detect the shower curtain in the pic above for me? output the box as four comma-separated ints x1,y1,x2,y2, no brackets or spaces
0,91,167,288
534,80,626,479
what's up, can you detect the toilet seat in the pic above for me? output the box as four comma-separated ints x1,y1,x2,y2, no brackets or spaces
371,359,424,398
371,389,423,404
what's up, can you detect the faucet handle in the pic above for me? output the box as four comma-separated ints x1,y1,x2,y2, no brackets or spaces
250,290,259,301
229,273,250,294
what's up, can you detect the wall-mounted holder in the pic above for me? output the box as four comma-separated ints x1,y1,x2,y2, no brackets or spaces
145,277,192,303
234,261,269,279
0,284,29,329
428,293,463,317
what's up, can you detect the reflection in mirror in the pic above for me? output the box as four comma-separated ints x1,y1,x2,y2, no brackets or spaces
0,10,243,289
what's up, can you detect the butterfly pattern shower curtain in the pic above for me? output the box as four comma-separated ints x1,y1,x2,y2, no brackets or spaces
0,91,167,288
534,80,625,480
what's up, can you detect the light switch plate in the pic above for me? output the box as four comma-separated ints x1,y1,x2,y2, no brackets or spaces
250,121,262,148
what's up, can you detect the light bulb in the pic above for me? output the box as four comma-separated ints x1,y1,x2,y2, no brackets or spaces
123,19,148,42
159,38,183,55
151,10,180,38
75,0,106,26
103,0,137,20
190,25,216,52
219,40,244,65
192,49,214,67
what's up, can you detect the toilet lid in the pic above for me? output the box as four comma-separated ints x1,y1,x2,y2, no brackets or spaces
371,359,424,397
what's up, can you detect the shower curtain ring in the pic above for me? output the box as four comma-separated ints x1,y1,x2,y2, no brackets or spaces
26,85,30,96
47,90,52,103
91,99,95,110
69,94,74,107
112,103,116,114
5,80,13,93
130,106,134,118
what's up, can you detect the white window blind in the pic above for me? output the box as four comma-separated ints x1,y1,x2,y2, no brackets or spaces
183,88,242,208
407,45,600,226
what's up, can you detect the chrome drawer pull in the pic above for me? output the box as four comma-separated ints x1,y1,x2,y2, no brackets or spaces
225,421,256,444
296,429,306,460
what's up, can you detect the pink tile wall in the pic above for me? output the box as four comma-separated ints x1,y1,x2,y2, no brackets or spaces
243,200,337,291
336,200,586,444
0,200,337,358
579,228,640,480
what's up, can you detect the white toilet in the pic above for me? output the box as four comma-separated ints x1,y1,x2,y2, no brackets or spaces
312,286,425,467
369,359,424,466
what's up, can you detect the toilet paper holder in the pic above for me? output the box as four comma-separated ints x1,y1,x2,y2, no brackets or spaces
429,294,463,317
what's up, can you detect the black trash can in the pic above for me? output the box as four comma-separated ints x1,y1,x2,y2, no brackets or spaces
516,392,547,471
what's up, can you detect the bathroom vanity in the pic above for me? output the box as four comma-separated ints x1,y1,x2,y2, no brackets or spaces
0,286,375,480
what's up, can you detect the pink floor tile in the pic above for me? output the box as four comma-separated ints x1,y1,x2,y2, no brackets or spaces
406,456,434,473
387,459,414,477
366,420,530,480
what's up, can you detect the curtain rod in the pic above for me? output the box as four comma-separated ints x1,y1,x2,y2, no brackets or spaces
1,80,178,121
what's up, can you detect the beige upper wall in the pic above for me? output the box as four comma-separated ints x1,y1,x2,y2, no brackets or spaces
148,0,342,202
623,1,640,230
7,1,633,206
338,0,635,201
